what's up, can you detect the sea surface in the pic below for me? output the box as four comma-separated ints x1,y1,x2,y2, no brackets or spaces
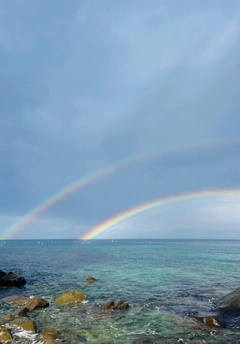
1,239,240,343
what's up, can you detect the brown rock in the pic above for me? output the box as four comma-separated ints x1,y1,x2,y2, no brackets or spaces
103,301,115,309
12,318,37,333
0,327,13,343
195,314,225,327
54,290,87,306
103,300,129,310
118,302,129,310
25,297,49,310
1,295,49,310
16,307,29,317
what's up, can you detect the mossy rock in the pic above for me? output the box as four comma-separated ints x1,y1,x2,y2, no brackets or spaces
54,290,87,306
0,327,13,342
39,328,58,339
12,318,37,333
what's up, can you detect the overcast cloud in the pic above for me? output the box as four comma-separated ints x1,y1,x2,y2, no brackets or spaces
0,0,239,239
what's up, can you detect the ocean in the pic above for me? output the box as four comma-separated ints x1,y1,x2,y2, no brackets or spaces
1,239,240,343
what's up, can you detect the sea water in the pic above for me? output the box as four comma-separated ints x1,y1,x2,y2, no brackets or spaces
1,239,240,343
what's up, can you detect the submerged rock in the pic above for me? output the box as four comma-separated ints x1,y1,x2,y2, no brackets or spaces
12,318,37,333
85,277,96,284
2,314,14,322
0,327,13,343
103,300,129,310
39,328,58,340
0,270,26,288
54,290,87,306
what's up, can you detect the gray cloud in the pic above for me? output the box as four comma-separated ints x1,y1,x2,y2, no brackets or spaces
0,0,239,238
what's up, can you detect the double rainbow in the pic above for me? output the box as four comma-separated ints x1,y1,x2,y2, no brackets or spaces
1,139,239,240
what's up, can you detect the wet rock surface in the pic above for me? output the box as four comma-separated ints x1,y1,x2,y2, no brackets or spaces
0,327,13,343
0,270,26,288
103,299,129,310
12,318,38,333
54,290,87,306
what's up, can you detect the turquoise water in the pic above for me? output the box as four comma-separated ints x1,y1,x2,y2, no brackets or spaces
1,239,240,343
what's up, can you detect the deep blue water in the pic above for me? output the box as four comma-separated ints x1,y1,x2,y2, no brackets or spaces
1,239,240,343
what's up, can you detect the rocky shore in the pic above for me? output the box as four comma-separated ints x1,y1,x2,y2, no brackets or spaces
1,271,240,343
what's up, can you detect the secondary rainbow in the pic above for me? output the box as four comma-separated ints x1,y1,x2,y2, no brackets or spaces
81,189,240,240
1,138,239,240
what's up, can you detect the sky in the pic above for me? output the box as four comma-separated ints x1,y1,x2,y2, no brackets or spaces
0,0,240,239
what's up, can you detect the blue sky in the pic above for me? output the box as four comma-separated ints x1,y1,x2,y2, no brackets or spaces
0,0,240,239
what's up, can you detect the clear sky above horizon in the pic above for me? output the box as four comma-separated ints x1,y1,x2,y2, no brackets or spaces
0,0,240,239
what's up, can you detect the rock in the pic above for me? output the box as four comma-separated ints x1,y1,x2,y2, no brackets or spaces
25,297,49,310
85,277,96,284
1,295,29,306
118,302,129,310
1,295,49,310
214,287,240,311
12,318,37,333
54,290,87,306
103,301,114,309
39,328,58,340
2,315,14,322
0,270,26,287
0,327,13,342
16,307,29,317
195,313,225,327
103,300,129,310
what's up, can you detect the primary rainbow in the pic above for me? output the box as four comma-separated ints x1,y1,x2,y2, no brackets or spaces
81,189,240,240
1,139,239,240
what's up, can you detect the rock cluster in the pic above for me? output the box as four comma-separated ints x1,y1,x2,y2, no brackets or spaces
0,275,130,342
0,270,26,287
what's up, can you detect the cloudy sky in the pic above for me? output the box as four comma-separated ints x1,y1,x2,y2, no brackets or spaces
0,0,240,239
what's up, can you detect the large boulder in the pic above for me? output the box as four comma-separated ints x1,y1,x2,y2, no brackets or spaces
0,270,26,287
214,288,240,311
54,290,87,306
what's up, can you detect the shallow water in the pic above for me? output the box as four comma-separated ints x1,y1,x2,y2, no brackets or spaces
1,239,240,343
